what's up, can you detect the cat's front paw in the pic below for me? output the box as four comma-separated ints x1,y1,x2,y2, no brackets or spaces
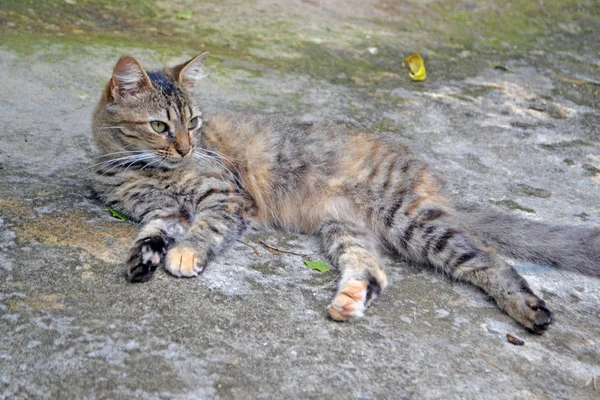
328,280,368,321
165,245,206,277
126,236,170,283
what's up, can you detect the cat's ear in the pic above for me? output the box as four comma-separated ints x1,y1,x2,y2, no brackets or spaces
110,56,154,101
171,52,209,91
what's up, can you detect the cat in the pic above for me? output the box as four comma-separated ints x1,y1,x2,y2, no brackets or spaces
91,53,600,334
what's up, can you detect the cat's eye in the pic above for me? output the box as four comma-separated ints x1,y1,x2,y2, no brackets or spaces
187,116,201,130
150,121,168,134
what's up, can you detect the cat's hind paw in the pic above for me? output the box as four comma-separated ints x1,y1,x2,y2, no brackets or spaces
126,236,170,283
504,293,554,334
165,245,206,277
328,280,368,321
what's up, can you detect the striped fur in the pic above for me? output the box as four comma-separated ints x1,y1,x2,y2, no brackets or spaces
91,54,599,333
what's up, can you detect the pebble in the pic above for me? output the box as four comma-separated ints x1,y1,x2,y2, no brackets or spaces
26,341,41,349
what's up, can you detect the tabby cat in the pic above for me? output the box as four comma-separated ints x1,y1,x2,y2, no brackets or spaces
92,53,600,333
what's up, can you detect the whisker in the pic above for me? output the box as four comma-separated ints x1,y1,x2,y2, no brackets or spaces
153,158,167,171
196,153,238,186
122,155,158,174
95,150,148,158
193,149,243,187
197,148,242,176
98,154,156,176
140,156,163,171
73,153,150,175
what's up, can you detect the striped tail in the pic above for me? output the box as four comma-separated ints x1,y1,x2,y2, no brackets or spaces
455,203,600,277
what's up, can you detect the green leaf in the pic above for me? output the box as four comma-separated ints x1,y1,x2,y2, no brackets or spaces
303,261,330,273
109,208,129,221
176,12,193,20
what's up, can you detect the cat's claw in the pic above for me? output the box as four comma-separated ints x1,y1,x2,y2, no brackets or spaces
165,246,205,277
328,280,368,321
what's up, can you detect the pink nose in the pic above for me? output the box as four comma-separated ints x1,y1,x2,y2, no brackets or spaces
176,147,190,157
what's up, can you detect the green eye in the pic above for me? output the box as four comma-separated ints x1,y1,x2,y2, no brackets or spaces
187,116,201,130
150,121,168,133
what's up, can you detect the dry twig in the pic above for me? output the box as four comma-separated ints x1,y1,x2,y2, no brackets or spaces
258,240,308,257
237,240,262,257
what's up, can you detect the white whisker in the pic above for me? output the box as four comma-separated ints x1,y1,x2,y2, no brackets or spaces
74,153,145,175
96,154,156,176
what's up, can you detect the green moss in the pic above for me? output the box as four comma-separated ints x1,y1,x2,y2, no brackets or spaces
2,0,598,100
539,140,595,151
374,119,404,135
574,212,590,221
489,199,536,214
1,0,159,34
552,81,600,109
513,184,551,199
415,0,599,52
249,262,280,276
582,164,600,177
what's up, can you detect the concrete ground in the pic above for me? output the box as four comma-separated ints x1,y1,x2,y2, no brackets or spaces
1,0,599,398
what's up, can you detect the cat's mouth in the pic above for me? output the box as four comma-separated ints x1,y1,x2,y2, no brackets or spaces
160,153,194,170
155,147,195,170
161,159,184,169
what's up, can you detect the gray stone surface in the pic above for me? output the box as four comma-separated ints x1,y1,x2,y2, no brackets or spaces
1,1,599,399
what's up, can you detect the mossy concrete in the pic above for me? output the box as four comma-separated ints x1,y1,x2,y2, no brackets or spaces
1,0,600,399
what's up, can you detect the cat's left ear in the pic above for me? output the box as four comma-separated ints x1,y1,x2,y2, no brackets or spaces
171,52,210,91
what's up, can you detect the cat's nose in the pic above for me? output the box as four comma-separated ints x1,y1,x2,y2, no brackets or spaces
176,147,190,157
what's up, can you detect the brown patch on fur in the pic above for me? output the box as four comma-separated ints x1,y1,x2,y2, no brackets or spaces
15,211,137,263
406,171,451,215
205,118,275,224
282,197,316,232
244,162,273,225
342,134,382,180
481,246,497,254
97,81,113,109
202,116,236,160
163,212,192,229
275,194,355,234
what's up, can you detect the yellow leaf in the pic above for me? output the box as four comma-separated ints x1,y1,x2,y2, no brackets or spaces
403,54,427,82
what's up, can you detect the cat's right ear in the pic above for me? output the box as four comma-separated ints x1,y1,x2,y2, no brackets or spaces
110,56,154,101
170,52,210,91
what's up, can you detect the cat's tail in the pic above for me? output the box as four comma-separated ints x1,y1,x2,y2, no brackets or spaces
454,203,600,277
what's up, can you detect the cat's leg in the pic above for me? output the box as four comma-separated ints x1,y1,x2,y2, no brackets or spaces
165,188,252,277
126,217,188,282
386,205,554,333
317,219,388,321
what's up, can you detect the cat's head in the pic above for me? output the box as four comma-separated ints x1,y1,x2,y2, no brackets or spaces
93,53,209,170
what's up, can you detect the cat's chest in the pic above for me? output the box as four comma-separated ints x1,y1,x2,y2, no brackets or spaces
115,168,206,200
152,169,206,196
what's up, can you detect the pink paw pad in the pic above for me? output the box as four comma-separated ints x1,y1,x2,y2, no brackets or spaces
328,280,368,321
